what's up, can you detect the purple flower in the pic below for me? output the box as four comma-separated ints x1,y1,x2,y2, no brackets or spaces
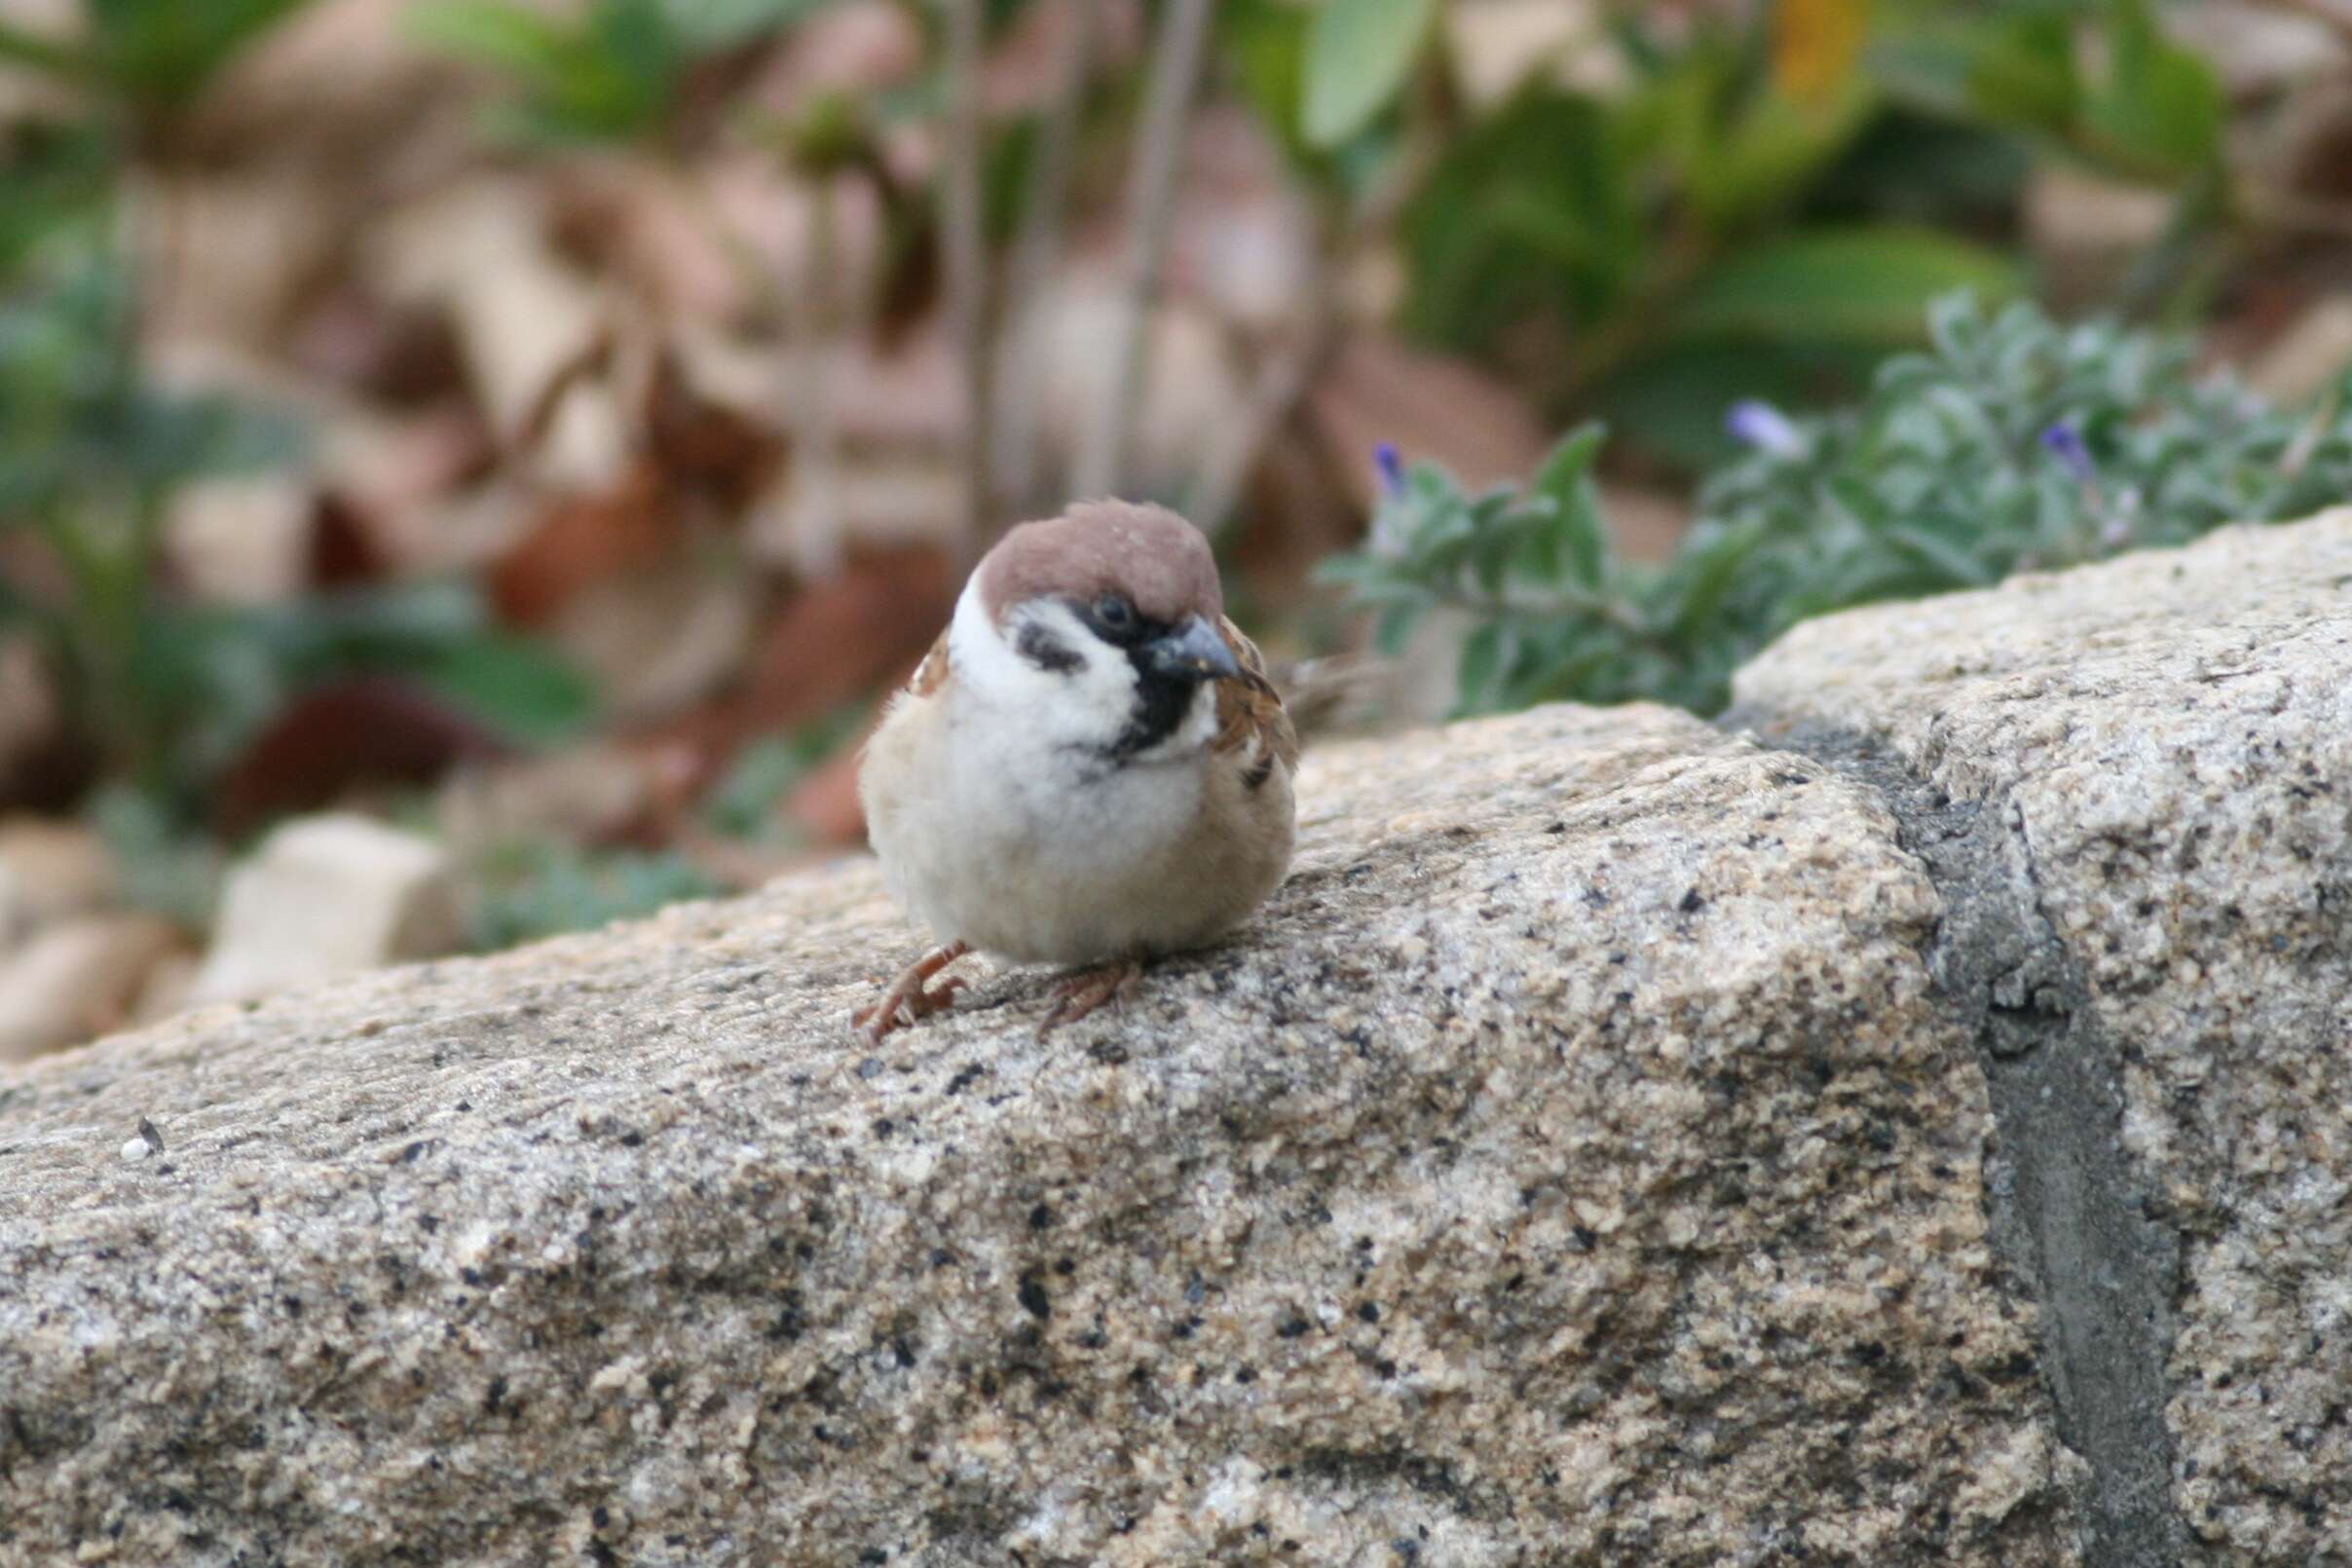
2039,422,2096,485
1373,441,1403,496
1724,399,1804,458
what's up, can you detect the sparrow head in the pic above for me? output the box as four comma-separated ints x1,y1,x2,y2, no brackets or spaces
954,501,1241,762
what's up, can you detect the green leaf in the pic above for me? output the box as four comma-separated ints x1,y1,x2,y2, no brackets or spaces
1883,524,1998,588
469,840,717,952
1665,518,1766,641
1682,72,1875,233
1223,0,1316,162
1455,620,1510,712
1527,424,1610,588
1468,511,1517,596
1301,0,1435,150
0,122,115,275
1310,551,1396,590
1511,631,1614,709
0,19,93,81
88,0,320,108
1923,289,1984,361
1372,600,1428,657
1671,228,2024,347
409,0,684,144
415,634,598,747
2084,0,2222,174
1961,13,2080,133
407,0,576,80
1398,88,1638,351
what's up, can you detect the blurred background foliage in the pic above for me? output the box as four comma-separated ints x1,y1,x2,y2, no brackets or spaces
3,0,2351,1053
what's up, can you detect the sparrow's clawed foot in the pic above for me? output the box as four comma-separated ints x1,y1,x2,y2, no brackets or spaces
1036,958,1143,1038
854,941,972,1044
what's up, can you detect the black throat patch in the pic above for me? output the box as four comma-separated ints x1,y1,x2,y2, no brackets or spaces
1106,653,1200,761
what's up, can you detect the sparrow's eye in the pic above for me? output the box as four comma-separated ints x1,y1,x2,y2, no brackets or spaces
1092,593,1137,633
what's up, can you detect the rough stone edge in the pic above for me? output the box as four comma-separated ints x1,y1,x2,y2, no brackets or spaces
1728,721,2186,1568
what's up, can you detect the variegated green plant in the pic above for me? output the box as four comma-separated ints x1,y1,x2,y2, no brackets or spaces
1322,292,2352,717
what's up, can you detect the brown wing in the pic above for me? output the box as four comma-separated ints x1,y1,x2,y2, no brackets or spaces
1212,616,1299,791
907,625,952,698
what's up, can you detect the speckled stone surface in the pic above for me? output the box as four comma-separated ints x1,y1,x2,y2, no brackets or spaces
0,704,2078,1566
1738,511,2352,1564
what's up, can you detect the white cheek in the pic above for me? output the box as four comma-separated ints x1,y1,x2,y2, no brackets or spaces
947,588,1135,749
945,584,1220,768
1063,625,1142,729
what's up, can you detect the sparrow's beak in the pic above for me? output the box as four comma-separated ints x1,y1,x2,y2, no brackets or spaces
1141,615,1242,683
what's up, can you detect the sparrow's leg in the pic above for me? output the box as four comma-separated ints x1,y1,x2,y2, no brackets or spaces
853,941,971,1043
1036,958,1143,1038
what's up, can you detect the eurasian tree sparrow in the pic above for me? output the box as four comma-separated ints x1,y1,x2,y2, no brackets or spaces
854,501,1298,1040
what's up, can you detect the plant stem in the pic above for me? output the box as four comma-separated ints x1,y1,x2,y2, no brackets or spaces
1184,306,1341,538
790,177,846,577
677,161,791,328
940,0,992,564
1073,0,1215,502
1183,158,1421,537
992,0,1098,518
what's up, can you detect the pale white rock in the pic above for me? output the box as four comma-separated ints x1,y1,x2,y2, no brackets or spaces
166,472,316,606
0,705,2077,1564
0,818,119,930
1737,510,2352,1563
186,814,462,1007
0,914,181,1064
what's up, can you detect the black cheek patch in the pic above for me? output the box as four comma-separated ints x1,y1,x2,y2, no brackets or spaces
1016,621,1084,674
